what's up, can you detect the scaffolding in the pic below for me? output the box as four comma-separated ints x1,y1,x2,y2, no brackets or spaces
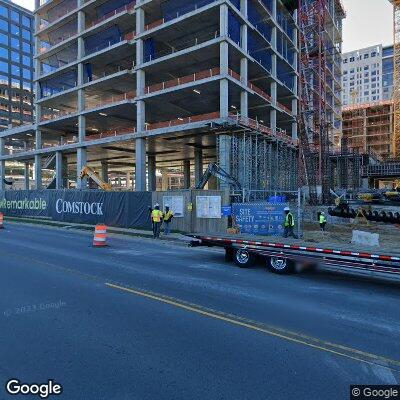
392,0,400,159
216,117,298,201
298,0,345,204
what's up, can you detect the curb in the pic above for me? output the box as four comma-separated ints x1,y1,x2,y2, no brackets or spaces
4,217,189,244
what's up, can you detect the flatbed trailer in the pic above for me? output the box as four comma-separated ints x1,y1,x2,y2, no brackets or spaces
187,234,400,276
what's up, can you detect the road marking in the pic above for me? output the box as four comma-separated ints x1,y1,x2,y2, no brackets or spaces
106,282,400,373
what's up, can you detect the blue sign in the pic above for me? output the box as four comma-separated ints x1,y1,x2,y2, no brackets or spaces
221,206,232,216
232,202,288,236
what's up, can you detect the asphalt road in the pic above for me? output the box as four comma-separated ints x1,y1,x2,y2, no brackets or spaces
0,222,399,400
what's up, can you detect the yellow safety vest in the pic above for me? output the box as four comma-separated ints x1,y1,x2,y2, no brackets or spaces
151,210,163,223
319,214,327,224
284,212,295,227
164,210,174,222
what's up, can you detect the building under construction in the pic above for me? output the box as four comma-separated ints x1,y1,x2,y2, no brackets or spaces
341,100,394,160
0,0,302,193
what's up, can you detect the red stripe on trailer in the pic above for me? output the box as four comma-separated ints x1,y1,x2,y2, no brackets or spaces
200,236,399,264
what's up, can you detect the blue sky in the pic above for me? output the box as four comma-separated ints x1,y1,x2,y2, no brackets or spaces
12,0,394,52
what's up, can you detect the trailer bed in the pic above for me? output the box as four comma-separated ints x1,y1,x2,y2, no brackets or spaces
187,233,400,276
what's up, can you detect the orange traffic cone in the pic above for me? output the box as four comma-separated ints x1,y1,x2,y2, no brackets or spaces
0,213,4,229
93,224,107,247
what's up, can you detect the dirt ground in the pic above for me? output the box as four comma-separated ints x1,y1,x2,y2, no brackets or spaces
302,221,400,249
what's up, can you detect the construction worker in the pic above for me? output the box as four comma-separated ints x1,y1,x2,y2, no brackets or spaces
163,204,174,235
151,203,163,239
283,206,296,238
319,211,327,231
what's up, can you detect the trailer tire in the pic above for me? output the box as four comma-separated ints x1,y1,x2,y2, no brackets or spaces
267,256,294,274
234,248,256,268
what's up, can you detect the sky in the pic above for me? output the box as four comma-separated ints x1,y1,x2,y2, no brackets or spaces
342,0,393,52
10,0,395,53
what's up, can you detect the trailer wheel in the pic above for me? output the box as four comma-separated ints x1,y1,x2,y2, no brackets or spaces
234,248,255,268
267,256,294,274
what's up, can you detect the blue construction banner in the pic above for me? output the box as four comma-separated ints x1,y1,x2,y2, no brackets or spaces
0,190,152,229
232,202,288,236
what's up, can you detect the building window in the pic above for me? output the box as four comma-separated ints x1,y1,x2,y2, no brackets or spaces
22,68,31,80
10,23,19,36
371,51,376,57
0,32,7,45
364,54,369,59
0,18,8,32
350,57,355,62
22,16,30,28
343,58,347,64
11,10,19,23
11,78,20,88
11,51,19,63
11,65,20,77
0,46,7,59
11,37,20,50
0,73,7,85
22,29,30,41
0,6,7,18
22,55,30,67
0,60,7,73
364,65,369,70
22,41,30,54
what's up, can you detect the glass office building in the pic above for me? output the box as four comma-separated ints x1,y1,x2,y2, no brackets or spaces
0,0,34,131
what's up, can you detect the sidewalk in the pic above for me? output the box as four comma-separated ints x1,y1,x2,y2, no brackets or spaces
5,216,192,244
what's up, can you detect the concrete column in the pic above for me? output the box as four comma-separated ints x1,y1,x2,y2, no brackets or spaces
78,115,86,143
161,169,169,191
183,160,191,189
270,81,277,133
194,148,203,185
218,135,231,190
55,151,63,189
101,161,109,183
34,154,42,189
148,155,156,191
220,79,229,119
0,138,5,191
76,148,87,189
35,129,42,150
135,137,146,191
220,4,229,38
240,0,248,16
126,172,132,188
24,163,30,190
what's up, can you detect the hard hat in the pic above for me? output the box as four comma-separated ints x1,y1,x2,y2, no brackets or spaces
154,203,159,207
321,211,325,214
165,204,170,208
284,207,290,211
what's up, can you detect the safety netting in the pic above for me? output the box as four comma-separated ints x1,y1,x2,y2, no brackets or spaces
228,9,241,45
161,0,219,22
248,3,272,43
248,30,272,72
277,59,294,91
94,0,133,19
84,26,122,55
40,70,77,98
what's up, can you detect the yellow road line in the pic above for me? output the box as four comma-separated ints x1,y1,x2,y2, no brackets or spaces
106,282,400,372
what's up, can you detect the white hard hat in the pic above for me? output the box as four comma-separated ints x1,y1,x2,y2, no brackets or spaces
154,203,159,207
284,207,290,211
165,204,170,208
321,211,325,214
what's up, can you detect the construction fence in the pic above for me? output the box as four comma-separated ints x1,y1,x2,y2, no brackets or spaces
0,189,303,236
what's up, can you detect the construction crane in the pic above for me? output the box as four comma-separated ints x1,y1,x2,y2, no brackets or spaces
195,163,241,190
80,166,113,191
391,0,400,159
